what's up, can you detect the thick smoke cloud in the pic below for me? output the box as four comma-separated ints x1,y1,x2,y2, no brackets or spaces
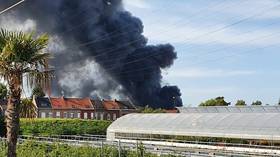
0,0,182,109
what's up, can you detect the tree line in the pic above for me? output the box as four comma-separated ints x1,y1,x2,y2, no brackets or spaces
199,96,280,107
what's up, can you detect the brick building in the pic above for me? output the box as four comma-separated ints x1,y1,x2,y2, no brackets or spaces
33,97,52,118
33,97,95,119
116,100,138,116
90,99,138,121
33,97,138,120
49,97,94,119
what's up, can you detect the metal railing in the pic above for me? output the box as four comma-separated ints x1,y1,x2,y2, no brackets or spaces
114,135,280,150
1,135,279,156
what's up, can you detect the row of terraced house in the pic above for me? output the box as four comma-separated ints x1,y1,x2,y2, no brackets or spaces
33,97,138,121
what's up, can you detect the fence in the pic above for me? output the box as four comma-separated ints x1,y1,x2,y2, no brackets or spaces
1,135,278,157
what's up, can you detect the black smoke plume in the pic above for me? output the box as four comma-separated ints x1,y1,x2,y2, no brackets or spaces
0,0,182,109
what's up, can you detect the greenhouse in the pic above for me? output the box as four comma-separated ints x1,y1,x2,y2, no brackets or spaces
107,113,280,144
178,106,280,113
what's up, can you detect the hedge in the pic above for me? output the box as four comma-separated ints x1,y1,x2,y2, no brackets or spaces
20,119,111,136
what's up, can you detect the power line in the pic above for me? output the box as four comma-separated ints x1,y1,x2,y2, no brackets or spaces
50,0,238,73
187,43,280,68
156,2,280,51
57,0,230,52
104,43,279,78
100,28,280,77
92,18,280,70
57,1,247,68
186,27,280,61
47,1,280,79
105,46,277,78
0,0,25,15
54,0,179,40
64,27,280,78
48,3,234,76
64,0,276,65
182,19,280,54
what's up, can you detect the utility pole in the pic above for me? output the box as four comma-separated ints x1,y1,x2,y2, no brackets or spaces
0,0,25,15
118,140,121,157
100,140,103,157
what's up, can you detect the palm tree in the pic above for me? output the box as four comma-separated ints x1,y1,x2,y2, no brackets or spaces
0,29,52,157
0,83,7,100
31,85,46,98
19,99,37,118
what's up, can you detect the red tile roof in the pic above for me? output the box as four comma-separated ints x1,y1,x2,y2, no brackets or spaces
165,109,179,113
50,97,93,109
102,100,120,110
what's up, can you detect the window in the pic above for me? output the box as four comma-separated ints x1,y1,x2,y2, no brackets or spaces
70,112,74,118
95,112,99,119
56,112,60,118
100,113,104,120
91,113,94,119
113,113,117,120
84,112,88,119
107,114,111,120
63,112,67,118
77,112,81,118
41,112,46,118
49,112,53,118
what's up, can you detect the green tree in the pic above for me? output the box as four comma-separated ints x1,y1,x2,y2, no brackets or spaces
200,97,230,106
251,100,262,106
278,98,280,106
31,86,45,98
0,83,7,100
235,100,246,106
0,29,52,157
20,99,37,118
141,106,166,113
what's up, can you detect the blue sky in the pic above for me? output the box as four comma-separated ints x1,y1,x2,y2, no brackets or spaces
123,0,280,106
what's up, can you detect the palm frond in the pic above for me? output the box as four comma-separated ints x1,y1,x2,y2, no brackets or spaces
25,69,54,91
29,52,51,67
20,98,37,118
0,29,53,89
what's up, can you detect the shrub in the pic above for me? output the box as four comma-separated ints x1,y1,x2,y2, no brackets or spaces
20,119,111,136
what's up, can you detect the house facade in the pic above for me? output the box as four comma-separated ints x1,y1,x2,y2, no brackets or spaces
33,97,95,119
91,99,120,121
33,97,138,120
116,100,138,116
33,97,52,118
102,100,121,121
91,99,138,121
49,97,95,119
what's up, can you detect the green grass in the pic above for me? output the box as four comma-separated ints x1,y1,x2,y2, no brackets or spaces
0,141,179,157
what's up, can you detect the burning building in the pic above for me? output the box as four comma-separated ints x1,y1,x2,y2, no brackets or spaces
0,0,183,109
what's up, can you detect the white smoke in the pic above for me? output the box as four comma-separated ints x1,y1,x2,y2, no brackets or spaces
0,14,36,32
58,59,127,99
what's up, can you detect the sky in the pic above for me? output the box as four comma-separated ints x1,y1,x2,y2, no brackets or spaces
123,0,280,106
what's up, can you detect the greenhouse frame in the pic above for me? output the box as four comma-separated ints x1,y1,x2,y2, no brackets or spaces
178,106,280,113
107,112,280,142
